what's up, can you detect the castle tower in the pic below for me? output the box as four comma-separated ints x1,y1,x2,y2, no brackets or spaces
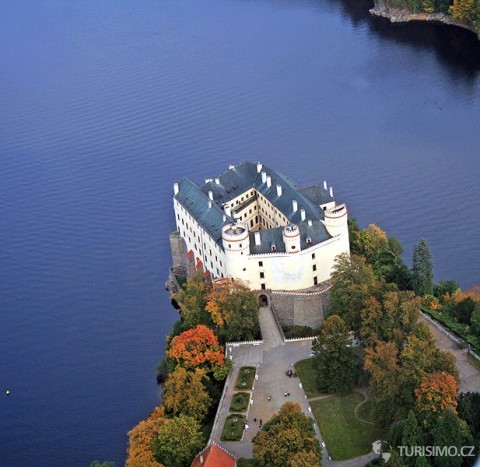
324,203,349,251
283,224,301,253
222,221,250,282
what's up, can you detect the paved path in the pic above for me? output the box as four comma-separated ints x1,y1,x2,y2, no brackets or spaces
420,315,480,393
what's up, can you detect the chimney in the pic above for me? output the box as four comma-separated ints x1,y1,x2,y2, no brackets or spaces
208,200,212,209
301,209,306,221
254,232,261,246
261,171,267,183
257,162,263,173
205,178,212,183
266,176,272,188
329,186,333,197
224,205,232,217
208,191,213,200
229,164,235,170
276,185,282,197
292,200,298,212
223,214,226,222
173,182,179,195
215,178,220,185
308,219,312,226
323,180,327,190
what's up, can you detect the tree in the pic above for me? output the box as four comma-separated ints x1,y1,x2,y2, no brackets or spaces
205,281,260,342
126,406,166,467
400,411,429,467
172,272,213,330
411,238,434,296
312,315,360,393
457,392,480,448
364,341,405,423
452,297,475,325
90,462,115,467
252,402,321,467
152,415,205,467
433,280,460,303
414,372,458,424
167,324,226,379
359,224,389,265
471,302,480,336
329,253,380,334
431,409,473,467
162,367,211,422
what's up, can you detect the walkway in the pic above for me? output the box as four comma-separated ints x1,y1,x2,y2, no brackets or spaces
420,315,480,393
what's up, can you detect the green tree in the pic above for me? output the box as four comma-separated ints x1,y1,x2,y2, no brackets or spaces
206,281,260,342
172,272,213,330
471,302,480,336
452,297,475,325
411,238,434,296
431,409,473,467
90,462,115,467
400,411,429,467
434,280,460,303
162,367,211,422
152,415,205,467
252,402,321,467
329,253,380,335
312,315,360,393
457,392,480,453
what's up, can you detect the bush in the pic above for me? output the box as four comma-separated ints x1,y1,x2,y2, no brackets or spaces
283,325,319,338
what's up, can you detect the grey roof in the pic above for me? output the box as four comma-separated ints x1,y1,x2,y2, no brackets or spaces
174,162,336,249
297,184,334,206
249,221,331,255
175,178,232,245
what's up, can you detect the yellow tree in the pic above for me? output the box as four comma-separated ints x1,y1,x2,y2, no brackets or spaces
162,367,211,422
126,406,166,467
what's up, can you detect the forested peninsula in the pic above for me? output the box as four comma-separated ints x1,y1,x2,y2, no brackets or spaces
370,0,480,38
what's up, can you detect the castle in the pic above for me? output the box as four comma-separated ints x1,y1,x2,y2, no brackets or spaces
169,162,350,328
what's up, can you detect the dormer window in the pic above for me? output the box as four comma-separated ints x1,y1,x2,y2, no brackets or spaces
306,237,312,244
271,245,276,252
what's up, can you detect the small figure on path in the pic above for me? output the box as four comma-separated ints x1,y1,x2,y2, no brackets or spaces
267,395,271,401
259,418,263,428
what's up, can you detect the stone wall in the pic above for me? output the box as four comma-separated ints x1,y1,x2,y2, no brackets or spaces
270,287,330,329
169,231,186,269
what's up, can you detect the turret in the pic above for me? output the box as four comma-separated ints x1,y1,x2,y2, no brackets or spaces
324,203,348,239
222,222,250,281
283,224,301,253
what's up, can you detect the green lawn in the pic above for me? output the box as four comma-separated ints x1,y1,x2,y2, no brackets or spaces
229,392,251,412
355,399,377,424
311,392,383,460
235,366,256,390
294,358,323,398
221,414,245,441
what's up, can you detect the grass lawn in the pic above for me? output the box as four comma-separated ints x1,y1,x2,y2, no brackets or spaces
355,399,377,424
235,366,256,390
221,414,245,441
230,392,250,412
294,358,323,398
311,392,383,461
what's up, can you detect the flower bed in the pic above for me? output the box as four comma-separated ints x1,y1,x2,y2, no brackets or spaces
221,414,245,441
235,366,256,390
229,392,250,412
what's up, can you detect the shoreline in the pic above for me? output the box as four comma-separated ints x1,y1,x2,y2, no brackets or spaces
369,1,477,36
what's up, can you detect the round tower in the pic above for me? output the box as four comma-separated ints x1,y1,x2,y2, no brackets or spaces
324,203,349,239
283,224,301,253
222,221,250,281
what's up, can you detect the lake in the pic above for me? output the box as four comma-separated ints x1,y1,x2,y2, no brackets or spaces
0,0,479,465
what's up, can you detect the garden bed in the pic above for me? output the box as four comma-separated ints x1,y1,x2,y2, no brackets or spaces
221,414,245,441
235,366,256,390
229,392,250,412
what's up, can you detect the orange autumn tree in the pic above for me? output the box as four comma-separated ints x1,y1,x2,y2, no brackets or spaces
126,406,166,467
415,371,458,422
167,324,229,380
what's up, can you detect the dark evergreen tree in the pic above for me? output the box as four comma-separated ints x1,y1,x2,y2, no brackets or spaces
411,238,434,296
312,315,360,393
452,297,475,325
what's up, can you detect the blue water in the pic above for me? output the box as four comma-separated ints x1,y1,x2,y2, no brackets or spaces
1,0,479,465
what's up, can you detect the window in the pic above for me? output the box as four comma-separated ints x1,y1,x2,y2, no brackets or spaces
250,220,253,227
259,261,263,267
229,244,231,249
260,272,265,279
271,245,276,252
249,209,252,214
313,264,317,271
220,261,223,266
312,253,316,260
239,244,242,248
261,283,266,290
314,276,318,285
291,245,296,250
255,215,259,223
243,268,246,271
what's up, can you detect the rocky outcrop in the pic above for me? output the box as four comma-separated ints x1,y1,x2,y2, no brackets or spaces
370,1,477,35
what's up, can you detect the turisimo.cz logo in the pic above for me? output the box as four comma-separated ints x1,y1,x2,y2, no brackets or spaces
372,440,476,463
372,440,391,463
